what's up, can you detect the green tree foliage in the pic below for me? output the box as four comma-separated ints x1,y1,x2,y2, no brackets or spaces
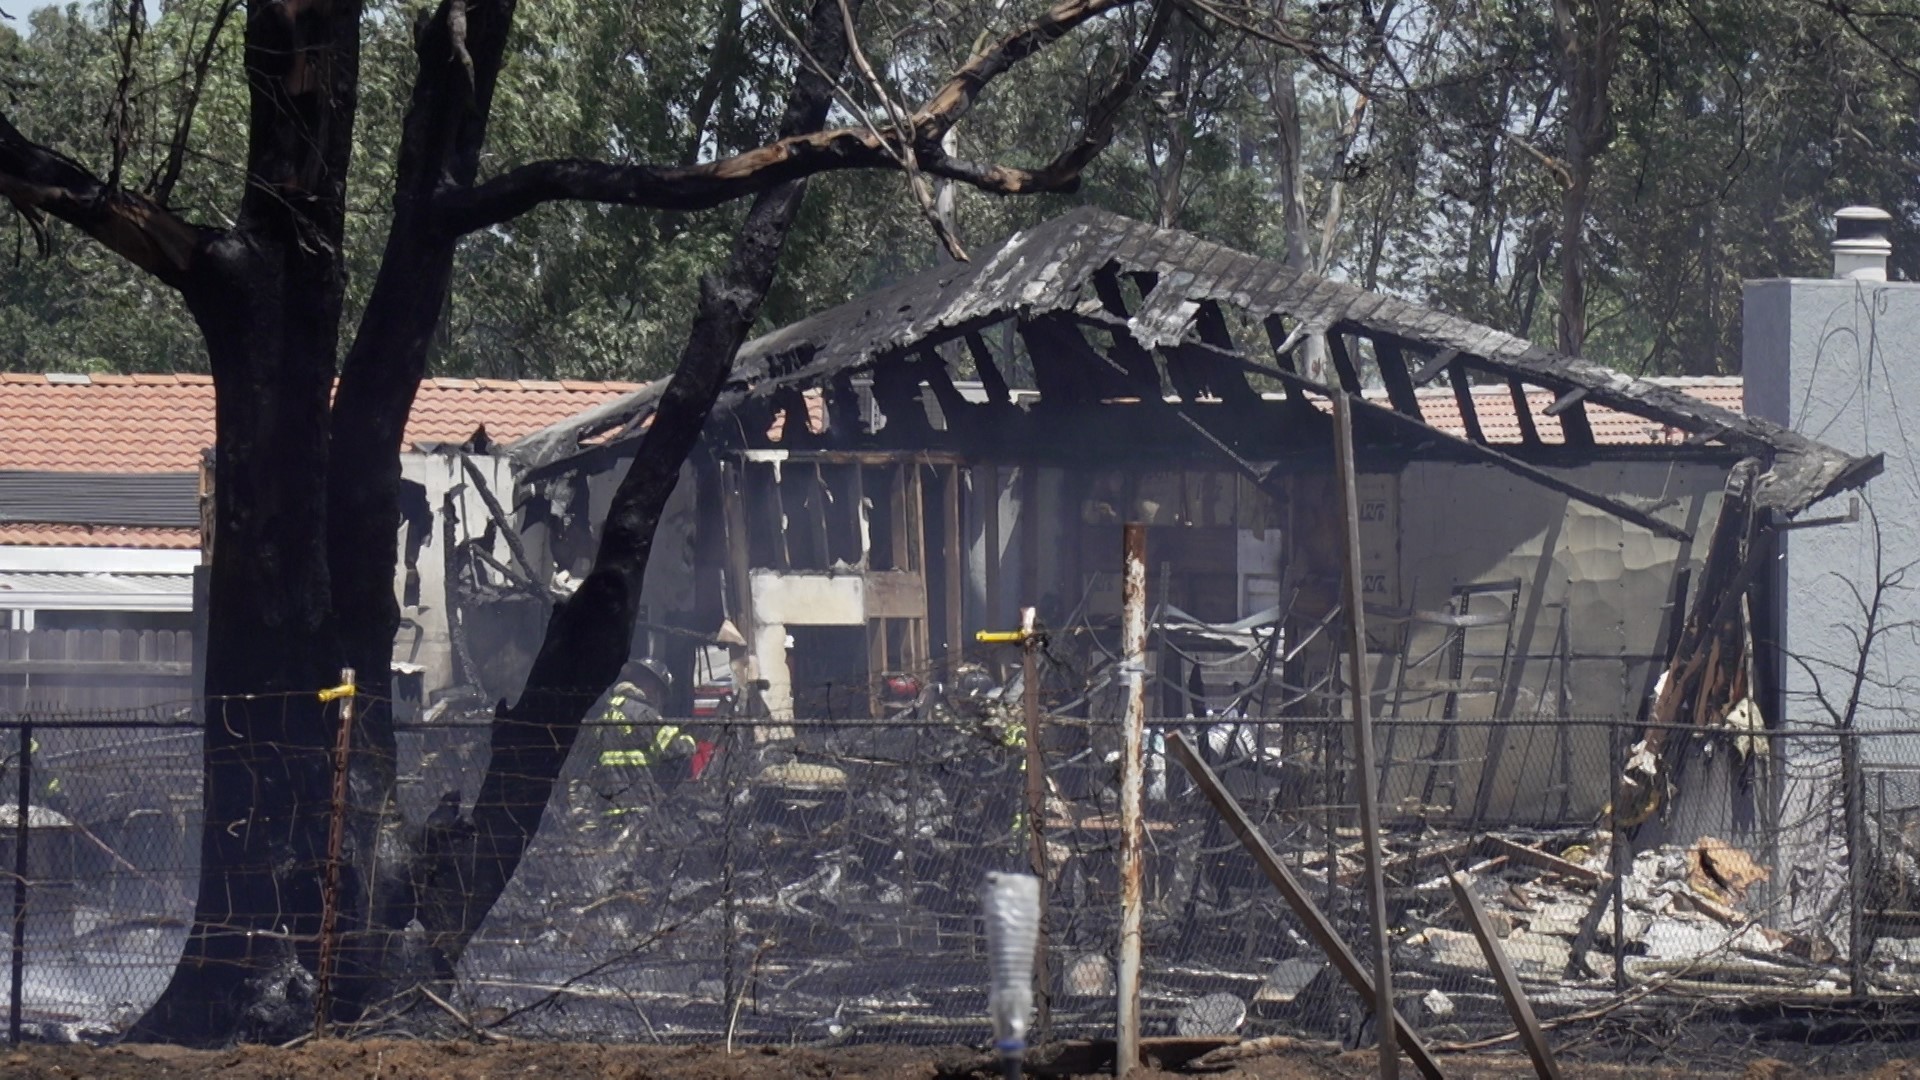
5,0,1920,380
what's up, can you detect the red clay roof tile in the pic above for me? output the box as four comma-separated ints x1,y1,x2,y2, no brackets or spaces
0,523,199,549
0,374,637,474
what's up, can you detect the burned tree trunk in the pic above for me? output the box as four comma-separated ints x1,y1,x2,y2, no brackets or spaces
130,0,363,1040
1551,0,1622,357
405,0,856,977
321,0,521,1014
0,0,1162,1045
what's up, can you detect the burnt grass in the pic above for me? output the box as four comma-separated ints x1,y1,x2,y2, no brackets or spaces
6,1040,1916,1080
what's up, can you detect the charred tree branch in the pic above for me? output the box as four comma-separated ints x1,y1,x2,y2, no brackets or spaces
412,0,857,969
0,110,208,285
433,0,1153,238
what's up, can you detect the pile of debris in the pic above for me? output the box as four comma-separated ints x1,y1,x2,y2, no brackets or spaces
1330,828,1860,1022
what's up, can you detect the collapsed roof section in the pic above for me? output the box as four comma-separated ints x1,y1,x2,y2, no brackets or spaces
512,208,1881,524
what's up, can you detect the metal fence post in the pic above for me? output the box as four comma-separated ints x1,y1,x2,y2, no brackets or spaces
9,720,27,1046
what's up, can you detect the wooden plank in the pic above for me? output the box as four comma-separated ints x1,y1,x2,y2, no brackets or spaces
964,331,1014,407
866,618,887,718
1167,733,1447,1080
81,630,103,712
1410,348,1461,386
1478,835,1605,885
890,464,910,572
1332,393,1399,1080
1448,360,1485,444
1507,379,1542,446
721,462,756,642
1542,386,1589,417
1260,316,1308,406
1559,400,1596,447
1373,338,1423,421
1020,465,1040,615
910,467,930,666
806,463,832,569
864,572,928,619
983,465,1001,631
1447,872,1565,1080
944,466,964,680
1326,334,1365,396
1118,524,1148,1077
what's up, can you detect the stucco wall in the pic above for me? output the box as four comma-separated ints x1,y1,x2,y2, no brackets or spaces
1745,278,1920,767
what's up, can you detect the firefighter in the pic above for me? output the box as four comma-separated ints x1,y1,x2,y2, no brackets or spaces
585,658,697,816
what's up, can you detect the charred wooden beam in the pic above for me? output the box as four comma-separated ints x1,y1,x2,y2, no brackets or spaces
770,385,814,445
1647,460,1761,750
1547,387,1595,447
1168,733,1449,1080
964,331,1015,407
870,354,935,440
1191,300,1259,404
1326,333,1365,396
1091,266,1165,394
1410,347,1460,386
1559,399,1596,447
919,346,978,436
1372,336,1424,421
457,453,544,591
1261,315,1315,414
827,370,862,439
1020,312,1129,404
1544,386,1589,417
1074,346,1274,488
1508,379,1542,445
1449,360,1486,443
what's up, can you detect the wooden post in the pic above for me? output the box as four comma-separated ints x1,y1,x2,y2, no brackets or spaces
1447,872,1564,1080
1845,728,1868,996
315,668,356,1037
946,466,965,680
1331,393,1399,1080
1021,605,1052,1041
1117,523,1148,1076
984,465,1002,631
1167,733,1447,1080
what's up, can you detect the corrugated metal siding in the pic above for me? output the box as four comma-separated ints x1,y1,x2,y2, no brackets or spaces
0,471,198,527
0,571,193,611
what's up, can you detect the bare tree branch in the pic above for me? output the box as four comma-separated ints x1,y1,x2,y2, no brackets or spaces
0,110,209,285
103,0,146,191
434,0,1157,238
151,0,243,207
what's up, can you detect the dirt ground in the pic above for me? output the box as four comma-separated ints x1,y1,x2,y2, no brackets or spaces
4,1041,1919,1080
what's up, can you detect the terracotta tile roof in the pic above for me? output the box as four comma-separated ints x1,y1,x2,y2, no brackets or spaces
0,523,199,549
1401,376,1745,446
0,373,641,474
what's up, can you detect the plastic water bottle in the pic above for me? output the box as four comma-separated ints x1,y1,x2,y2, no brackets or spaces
980,872,1041,1075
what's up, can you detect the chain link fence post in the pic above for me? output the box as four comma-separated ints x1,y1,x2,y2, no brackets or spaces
9,720,27,1046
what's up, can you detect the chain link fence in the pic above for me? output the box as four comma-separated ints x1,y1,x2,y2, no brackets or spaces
0,705,1910,1062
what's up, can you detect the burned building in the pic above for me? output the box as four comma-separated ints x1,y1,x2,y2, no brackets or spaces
506,209,1877,828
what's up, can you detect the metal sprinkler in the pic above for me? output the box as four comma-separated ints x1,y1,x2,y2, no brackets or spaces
980,871,1042,1080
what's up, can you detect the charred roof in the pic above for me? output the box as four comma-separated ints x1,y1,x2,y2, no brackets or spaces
514,208,1880,519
